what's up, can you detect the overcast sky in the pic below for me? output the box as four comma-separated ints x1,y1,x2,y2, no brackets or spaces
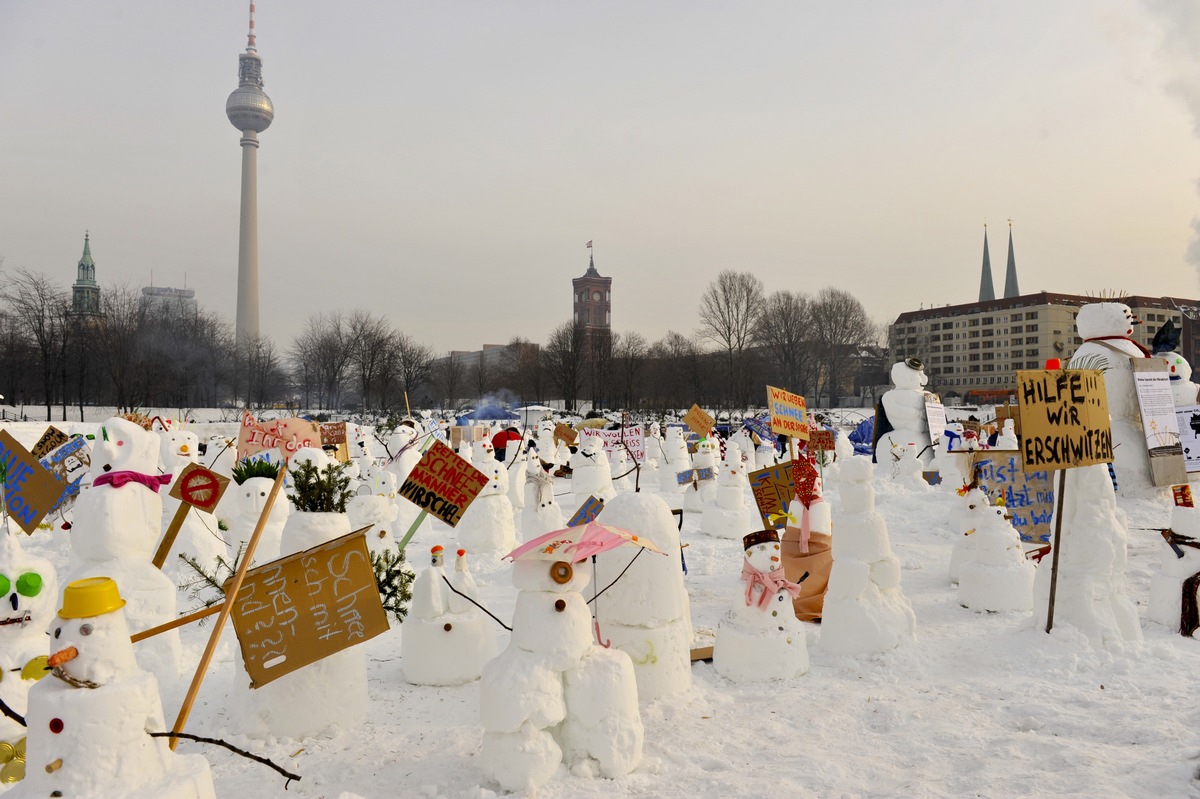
2,1,1200,354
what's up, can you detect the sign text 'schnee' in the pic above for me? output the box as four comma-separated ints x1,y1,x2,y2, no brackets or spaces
767,385,809,440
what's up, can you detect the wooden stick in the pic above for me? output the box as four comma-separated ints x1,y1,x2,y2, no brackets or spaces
131,604,223,643
169,468,286,750
1044,468,1068,634
397,510,428,552
152,502,191,569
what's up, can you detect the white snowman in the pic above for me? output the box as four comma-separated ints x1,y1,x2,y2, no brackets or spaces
457,440,517,553
1148,499,1200,632
506,437,530,513
684,437,719,513
10,577,215,799
953,492,1035,612
521,461,564,539
384,425,432,546
874,358,933,466
157,428,228,581
995,419,1019,450
701,441,758,539
610,446,635,493
223,465,291,565
657,427,692,498
347,468,400,556
570,435,616,502
713,529,809,681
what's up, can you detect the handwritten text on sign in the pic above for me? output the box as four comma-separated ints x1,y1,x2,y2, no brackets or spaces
748,461,794,529
1016,370,1112,471
398,441,488,527
767,385,809,440
580,425,646,463
0,431,67,535
973,453,1054,543
238,411,322,462
39,435,90,515
683,404,715,437
229,528,389,688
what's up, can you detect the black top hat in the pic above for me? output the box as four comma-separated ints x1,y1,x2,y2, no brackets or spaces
904,357,925,371
743,529,780,550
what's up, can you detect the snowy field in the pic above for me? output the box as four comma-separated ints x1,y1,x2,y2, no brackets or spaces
2,420,1199,799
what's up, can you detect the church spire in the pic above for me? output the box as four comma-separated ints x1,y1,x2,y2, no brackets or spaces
1003,219,1020,298
978,224,995,302
72,231,100,316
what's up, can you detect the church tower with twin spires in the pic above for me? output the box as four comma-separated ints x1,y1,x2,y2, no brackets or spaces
572,250,611,331
71,232,100,316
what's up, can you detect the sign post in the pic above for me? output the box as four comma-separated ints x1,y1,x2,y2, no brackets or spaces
153,464,231,569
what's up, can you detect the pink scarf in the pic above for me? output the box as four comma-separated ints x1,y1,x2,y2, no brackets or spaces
741,560,803,609
91,471,173,493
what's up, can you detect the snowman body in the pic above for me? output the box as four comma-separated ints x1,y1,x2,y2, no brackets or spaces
684,438,719,513
954,494,1034,612
521,464,564,539
610,447,635,493
401,548,497,685
347,470,400,556
702,442,758,539
1147,503,1200,630
506,441,529,512
875,361,933,466
657,427,691,497
224,474,291,565
458,441,517,553
570,437,616,502
0,535,57,759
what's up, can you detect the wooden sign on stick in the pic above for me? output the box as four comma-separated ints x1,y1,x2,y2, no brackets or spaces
808,430,836,452
0,431,69,535
567,495,605,527
553,423,578,447
972,452,1054,543
318,421,350,463
238,411,322,462
228,527,389,688
748,461,794,529
397,440,489,528
154,464,232,568
39,435,90,514
683,404,715,437
31,426,69,460
767,385,809,441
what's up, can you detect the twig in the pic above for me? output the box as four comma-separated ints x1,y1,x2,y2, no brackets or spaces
148,732,301,788
586,548,645,604
0,694,26,727
440,575,512,631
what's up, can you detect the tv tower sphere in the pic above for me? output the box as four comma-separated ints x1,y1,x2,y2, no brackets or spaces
226,51,273,133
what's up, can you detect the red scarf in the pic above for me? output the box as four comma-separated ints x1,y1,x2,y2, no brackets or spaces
1085,335,1150,358
91,471,173,492
741,560,803,609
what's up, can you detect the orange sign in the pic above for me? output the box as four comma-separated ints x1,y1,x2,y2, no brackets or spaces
767,385,809,440
683,404,715,437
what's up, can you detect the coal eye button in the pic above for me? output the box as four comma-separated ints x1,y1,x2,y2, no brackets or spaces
49,718,63,734
79,624,93,636
554,599,566,612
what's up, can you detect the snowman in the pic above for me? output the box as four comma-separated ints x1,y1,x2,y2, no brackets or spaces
383,425,432,546
157,428,228,582
610,446,635,493
1148,499,1200,633
521,461,564,539
401,546,498,685
948,487,991,585
893,442,931,490
480,555,643,792
874,358,933,466
506,436,530,513
347,468,400,556
683,437,719,513
1069,302,1153,492
954,492,1034,612
0,533,57,782
223,463,291,565
202,434,238,479
9,577,215,799
821,457,916,655
534,421,568,474
66,417,181,682
657,427,692,499
570,435,616,502
995,419,1019,450
701,441,758,539
713,530,809,681
457,440,517,553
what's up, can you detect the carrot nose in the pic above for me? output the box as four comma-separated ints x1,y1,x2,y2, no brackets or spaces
48,646,78,667
770,556,780,562
180,444,189,454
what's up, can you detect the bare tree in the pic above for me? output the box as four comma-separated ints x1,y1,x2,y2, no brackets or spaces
755,290,821,396
499,336,544,405
291,312,353,409
810,287,874,404
584,329,614,410
613,331,647,410
396,333,435,410
544,321,587,412
697,270,764,407
346,310,393,411
89,283,149,412
432,352,464,410
3,269,71,420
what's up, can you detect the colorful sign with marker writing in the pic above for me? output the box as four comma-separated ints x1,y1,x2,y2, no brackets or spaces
237,411,322,462
554,423,579,447
807,430,836,452
567,495,605,527
168,463,230,514
318,422,350,463
683,404,715,437
30,426,69,460
973,452,1055,543
580,425,646,463
228,527,389,688
1015,370,1112,471
0,431,67,535
767,385,809,440
397,440,489,527
39,435,91,514
748,461,794,529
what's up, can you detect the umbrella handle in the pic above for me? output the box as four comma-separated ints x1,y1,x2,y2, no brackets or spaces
593,619,611,649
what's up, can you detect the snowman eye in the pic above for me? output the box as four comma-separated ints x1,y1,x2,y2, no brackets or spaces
79,624,93,636
54,626,61,639
0,574,8,595
16,572,42,597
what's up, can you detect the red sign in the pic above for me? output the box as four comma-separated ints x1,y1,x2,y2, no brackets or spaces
807,430,836,452
792,457,820,508
169,463,230,513
1172,483,1194,509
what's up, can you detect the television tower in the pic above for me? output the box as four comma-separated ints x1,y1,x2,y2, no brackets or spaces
226,2,273,343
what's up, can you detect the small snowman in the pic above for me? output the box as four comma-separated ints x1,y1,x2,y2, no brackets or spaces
1148,498,1200,633
874,358,933,466
610,446,635,493
10,577,215,799
384,425,432,545
506,438,530,513
683,437,719,513
713,530,809,681
521,462,564,539
401,546,498,685
1151,320,1200,407
954,493,1035,612
347,468,400,556
995,419,1019,450
893,442,930,490
457,440,517,553
223,461,291,565
657,427,692,498
701,441,758,539
570,436,616,502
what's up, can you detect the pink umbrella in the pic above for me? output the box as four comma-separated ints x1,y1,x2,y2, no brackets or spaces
505,521,665,563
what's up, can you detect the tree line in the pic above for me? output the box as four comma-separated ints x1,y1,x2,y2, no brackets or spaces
0,265,883,419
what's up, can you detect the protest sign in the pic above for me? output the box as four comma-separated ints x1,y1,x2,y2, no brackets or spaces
0,430,66,534
1016,369,1113,471
677,468,696,486
31,426,69,460
743,415,772,441
683,404,715,437
973,452,1055,543
580,425,646,463
397,440,488,527
567,495,605,527
318,421,350,463
237,411,322,462
808,430,836,452
748,461,794,529
925,393,947,447
553,423,578,447
228,527,389,688
767,385,809,440
39,435,90,514
1131,358,1188,486
1175,403,1200,472
1172,483,1194,508
792,457,820,508
169,463,230,514
694,466,715,482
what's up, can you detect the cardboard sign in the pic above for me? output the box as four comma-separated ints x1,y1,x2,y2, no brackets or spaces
808,430,836,452
318,422,350,463
580,425,646,463
683,404,715,437
398,440,488,527
677,468,696,486
39,436,91,515
1172,484,1194,508
228,528,389,688
1131,358,1188,487
767,385,809,440
748,461,794,529
1016,370,1112,472
922,470,942,486
1174,403,1200,472
743,415,772,441
554,423,579,447
0,431,67,534
694,466,715,482
238,411,322,462
973,452,1055,543
924,394,947,447
168,464,230,514
567,495,605,527
31,426,69,460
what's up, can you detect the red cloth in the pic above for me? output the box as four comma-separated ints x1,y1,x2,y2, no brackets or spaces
91,470,173,493
492,430,521,451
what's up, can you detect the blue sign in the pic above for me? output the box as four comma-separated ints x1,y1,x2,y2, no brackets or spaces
567,495,604,527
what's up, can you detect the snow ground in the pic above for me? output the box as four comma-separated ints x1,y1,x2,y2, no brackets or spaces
3,421,1199,799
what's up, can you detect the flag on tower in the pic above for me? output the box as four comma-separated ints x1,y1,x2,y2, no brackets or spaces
586,240,593,248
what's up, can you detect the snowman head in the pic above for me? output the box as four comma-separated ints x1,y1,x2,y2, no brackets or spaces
290,446,333,470
471,439,494,463
238,475,290,522
388,425,417,453
665,426,685,444
1161,351,1194,384
1076,302,1139,340
0,532,56,638
1001,419,1016,436
891,358,928,391
723,441,742,469
742,530,782,574
158,429,200,471
92,417,159,476
48,577,138,686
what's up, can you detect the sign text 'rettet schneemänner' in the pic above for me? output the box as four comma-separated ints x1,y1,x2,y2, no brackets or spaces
398,441,489,527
